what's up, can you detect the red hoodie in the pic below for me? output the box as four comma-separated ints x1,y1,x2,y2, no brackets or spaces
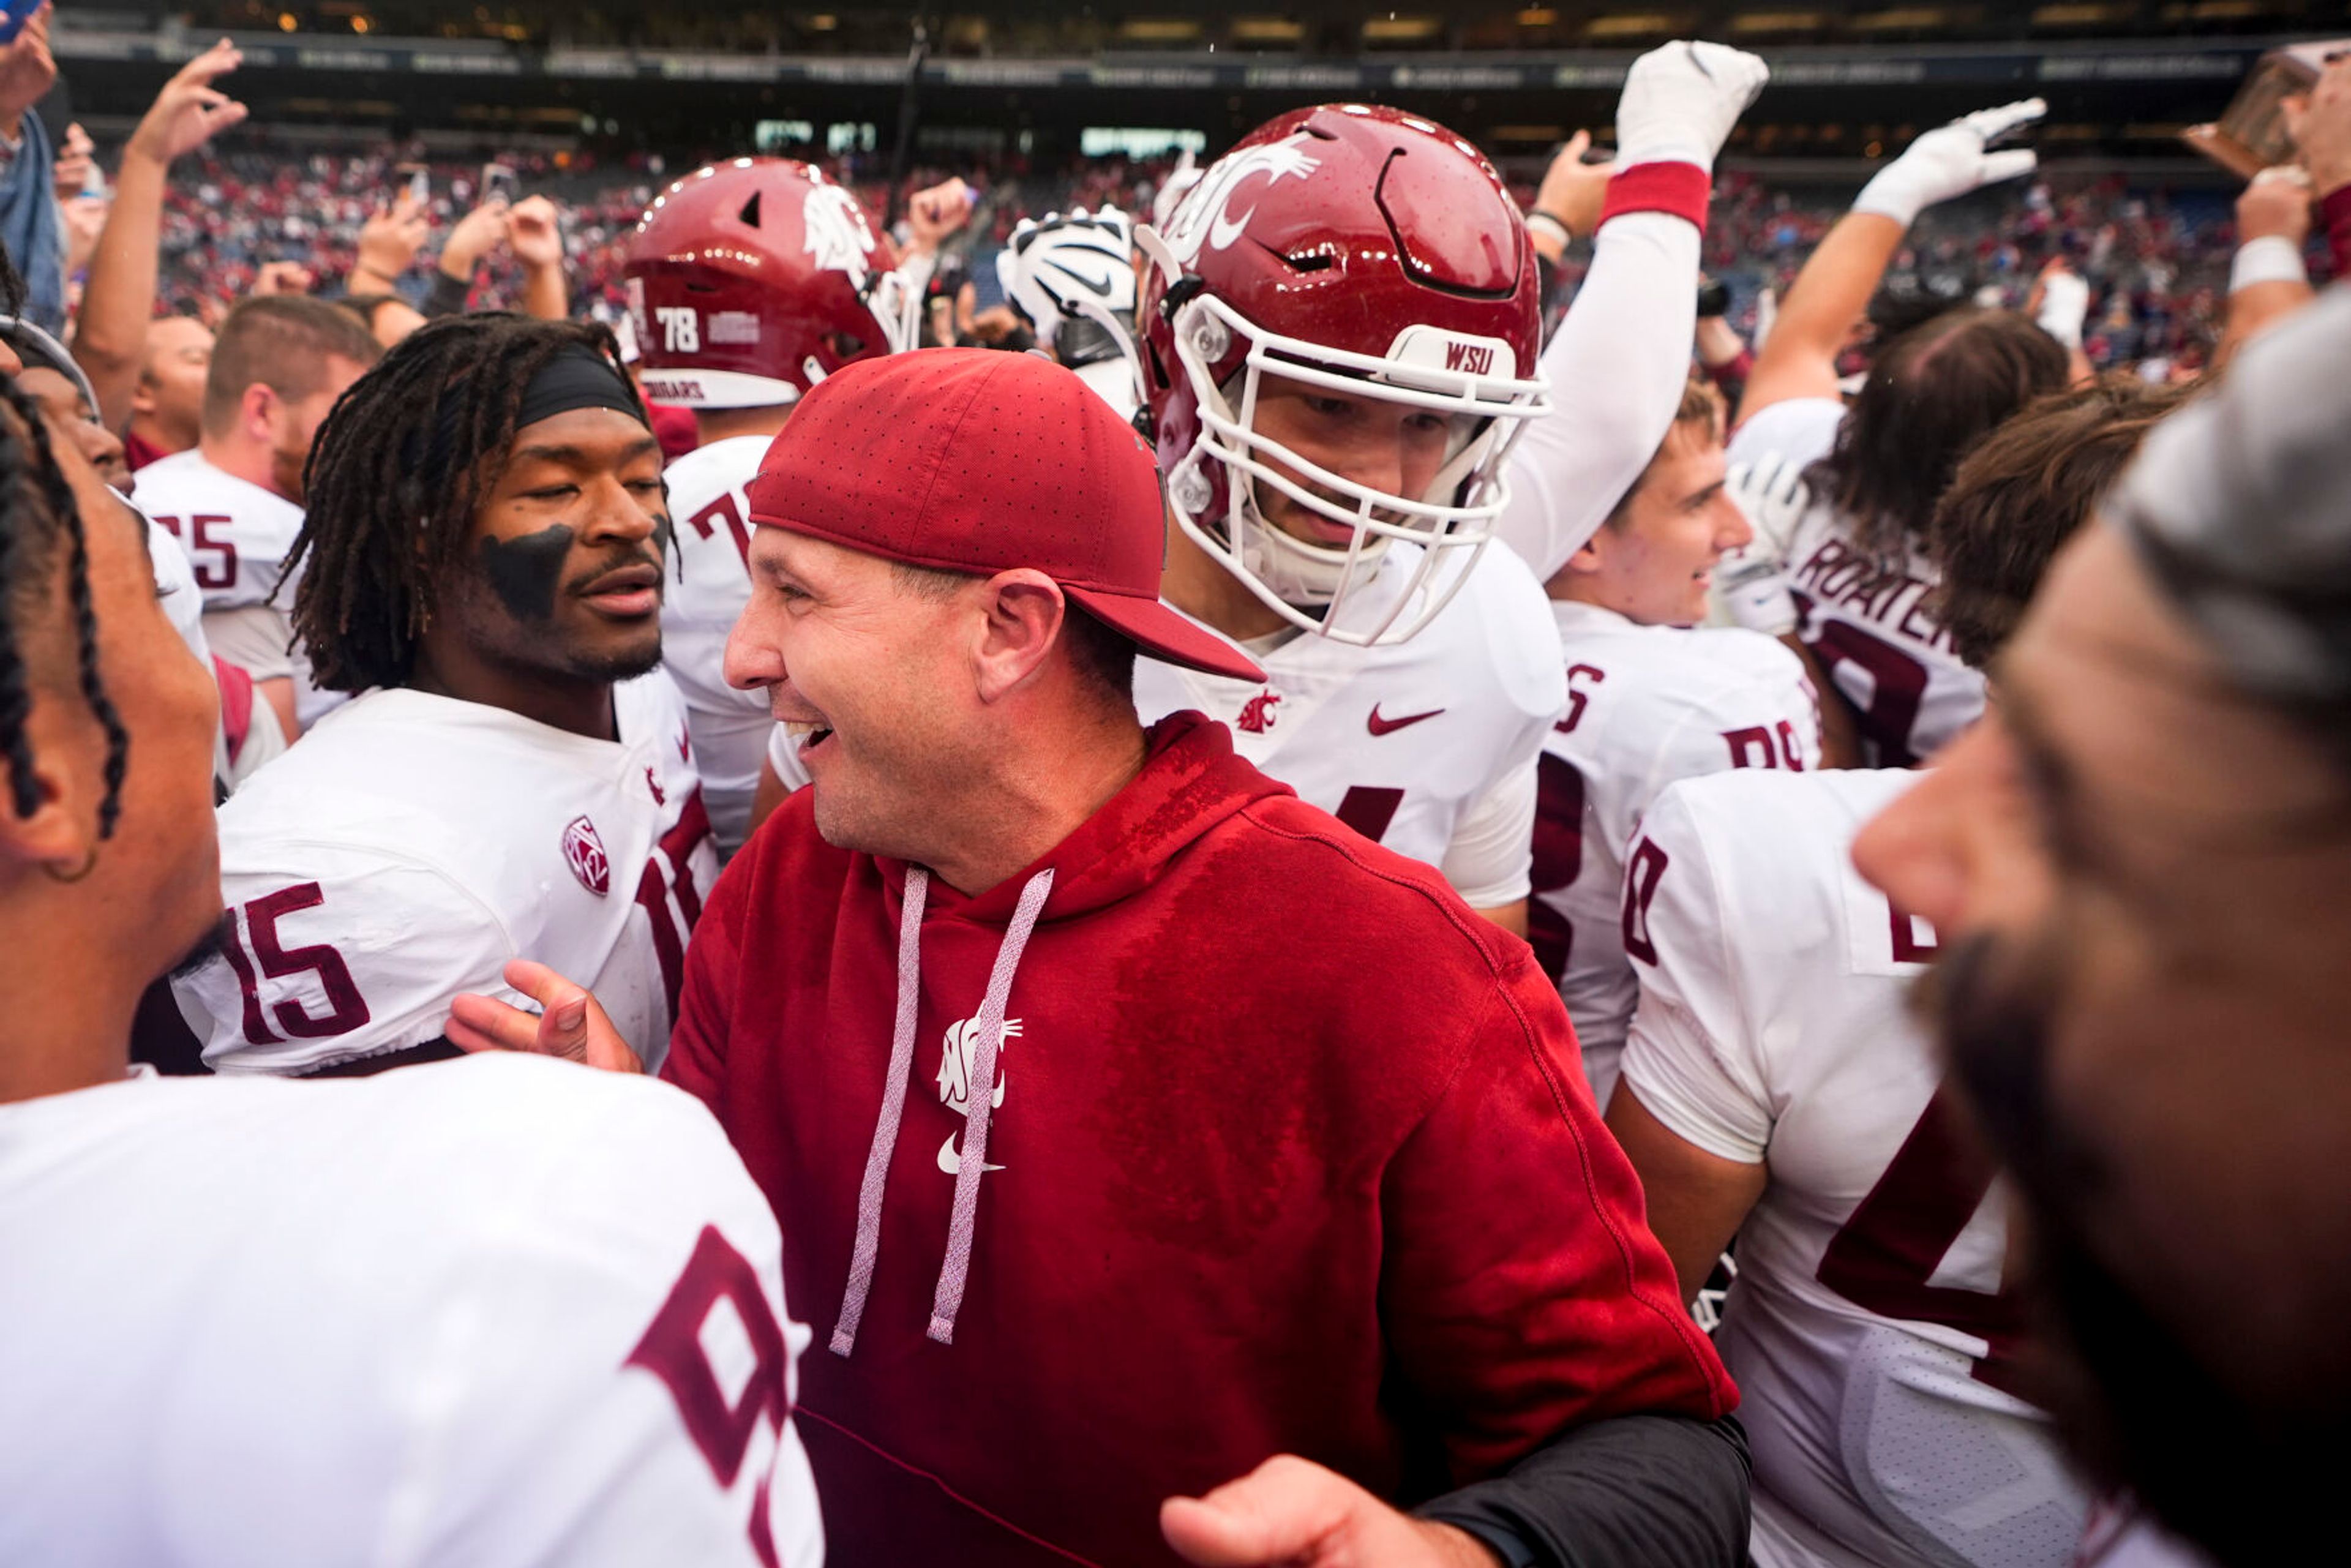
666,713,1734,1567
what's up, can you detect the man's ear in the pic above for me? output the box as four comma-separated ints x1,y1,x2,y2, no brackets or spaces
129,377,159,419
0,687,105,883
970,568,1067,704
239,382,279,446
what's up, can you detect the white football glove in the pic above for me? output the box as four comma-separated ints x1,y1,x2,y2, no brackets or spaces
2034,264,2092,350
999,206,1137,350
1614,40,1769,172
1852,99,2044,229
1713,451,1811,635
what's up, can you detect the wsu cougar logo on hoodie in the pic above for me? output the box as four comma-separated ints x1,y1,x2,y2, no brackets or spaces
937,1016,1021,1175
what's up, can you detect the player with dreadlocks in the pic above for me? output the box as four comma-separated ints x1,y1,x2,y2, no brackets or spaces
0,298,826,1562
168,311,718,1078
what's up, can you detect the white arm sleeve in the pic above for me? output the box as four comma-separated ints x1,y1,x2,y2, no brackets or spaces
175,847,522,1075
1493,209,1703,582
1617,784,1775,1164
1439,752,1538,909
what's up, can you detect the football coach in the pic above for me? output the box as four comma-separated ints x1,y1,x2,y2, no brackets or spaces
452,348,1750,1568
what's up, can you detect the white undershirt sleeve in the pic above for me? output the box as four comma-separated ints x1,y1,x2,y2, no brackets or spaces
1439,752,1538,909
1493,209,1704,582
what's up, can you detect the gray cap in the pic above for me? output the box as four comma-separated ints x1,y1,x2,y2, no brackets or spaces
2107,284,2351,708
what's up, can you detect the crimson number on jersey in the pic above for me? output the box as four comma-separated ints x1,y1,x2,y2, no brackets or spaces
149,514,239,591
687,492,754,568
1794,589,1932,766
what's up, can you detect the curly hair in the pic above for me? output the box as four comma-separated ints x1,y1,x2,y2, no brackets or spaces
286,313,647,694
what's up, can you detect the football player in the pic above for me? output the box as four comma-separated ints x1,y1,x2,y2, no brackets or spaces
163,315,715,1076
999,204,1144,420
1532,377,1820,1102
1605,379,2183,1567
129,294,381,737
1725,100,2066,767
0,369,824,1567
629,159,962,857
1119,46,1768,929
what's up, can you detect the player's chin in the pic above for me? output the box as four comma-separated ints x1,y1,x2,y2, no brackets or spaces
566,625,664,684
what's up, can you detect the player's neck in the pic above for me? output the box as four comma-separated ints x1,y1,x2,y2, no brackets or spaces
127,412,191,458
197,432,291,503
0,902,139,1104
407,644,619,743
1159,514,1292,642
694,405,793,447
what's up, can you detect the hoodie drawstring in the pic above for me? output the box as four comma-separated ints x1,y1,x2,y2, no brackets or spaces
830,865,1056,1357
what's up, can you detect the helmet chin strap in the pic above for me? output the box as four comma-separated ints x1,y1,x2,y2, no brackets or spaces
1231,479,1390,610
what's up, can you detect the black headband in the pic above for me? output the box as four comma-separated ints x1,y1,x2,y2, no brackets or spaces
515,343,645,431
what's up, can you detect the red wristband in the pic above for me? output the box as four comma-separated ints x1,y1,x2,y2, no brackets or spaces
1599,162,1712,236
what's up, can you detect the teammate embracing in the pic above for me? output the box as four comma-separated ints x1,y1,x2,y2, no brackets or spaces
1114,45,1768,929
164,314,715,1076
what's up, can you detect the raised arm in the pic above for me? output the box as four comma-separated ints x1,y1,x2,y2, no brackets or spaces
1738,99,2043,422
508,195,570,321
2222,167,2316,359
1493,41,1769,581
72,41,247,432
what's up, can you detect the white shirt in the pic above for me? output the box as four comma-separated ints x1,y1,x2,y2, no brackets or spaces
1619,768,2088,1568
145,512,209,665
174,673,717,1075
1728,398,1985,766
1534,601,1819,1103
0,1054,823,1568
1133,541,1564,906
659,433,777,860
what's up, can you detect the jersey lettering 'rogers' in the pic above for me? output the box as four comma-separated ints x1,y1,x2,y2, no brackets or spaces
1787,536,1956,656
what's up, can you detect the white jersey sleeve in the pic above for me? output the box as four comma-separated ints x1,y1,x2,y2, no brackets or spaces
1727,395,1845,475
146,514,210,666
176,843,521,1073
1614,782,1773,1161
659,435,778,859
1438,752,1537,908
1496,211,1704,581
0,1054,823,1568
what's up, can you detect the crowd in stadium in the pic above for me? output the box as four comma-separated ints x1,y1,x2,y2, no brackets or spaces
2,3,2347,1567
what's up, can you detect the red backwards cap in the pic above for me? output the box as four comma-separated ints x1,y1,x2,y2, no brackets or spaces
746,348,1264,683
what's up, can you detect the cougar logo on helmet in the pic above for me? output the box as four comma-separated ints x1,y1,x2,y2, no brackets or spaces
803,183,879,288
1160,133,1322,266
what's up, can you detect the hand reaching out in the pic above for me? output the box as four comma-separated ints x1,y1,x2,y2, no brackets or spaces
438,197,511,279
905,178,975,253
507,194,564,271
1852,99,2044,229
2237,164,2314,247
0,2,56,123
125,40,248,166
357,189,431,283
447,958,645,1075
1531,130,1613,246
252,260,315,297
1161,1456,1498,1568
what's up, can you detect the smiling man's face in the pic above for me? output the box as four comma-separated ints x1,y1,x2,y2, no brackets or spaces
435,405,671,684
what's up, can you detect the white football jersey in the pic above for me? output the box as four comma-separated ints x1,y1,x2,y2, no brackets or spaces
1532,601,1819,1104
174,673,717,1075
1619,768,2088,1568
1728,397,1985,766
1132,541,1564,906
129,447,305,616
661,433,777,859
0,1054,823,1568
144,512,209,664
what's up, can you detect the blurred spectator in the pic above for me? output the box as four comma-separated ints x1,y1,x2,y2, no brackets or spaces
125,315,213,470
0,1,59,328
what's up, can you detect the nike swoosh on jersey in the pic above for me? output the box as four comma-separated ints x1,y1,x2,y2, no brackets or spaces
1367,704,1445,737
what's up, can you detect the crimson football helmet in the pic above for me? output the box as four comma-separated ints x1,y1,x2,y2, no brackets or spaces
1138,105,1550,644
624,158,918,408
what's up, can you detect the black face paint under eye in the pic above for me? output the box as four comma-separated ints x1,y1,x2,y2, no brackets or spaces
477,523,574,623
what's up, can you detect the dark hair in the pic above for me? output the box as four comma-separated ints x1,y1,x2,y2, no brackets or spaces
1929,378,2192,670
888,560,1137,702
0,380,130,838
1809,309,2072,562
289,313,647,694
201,295,385,438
